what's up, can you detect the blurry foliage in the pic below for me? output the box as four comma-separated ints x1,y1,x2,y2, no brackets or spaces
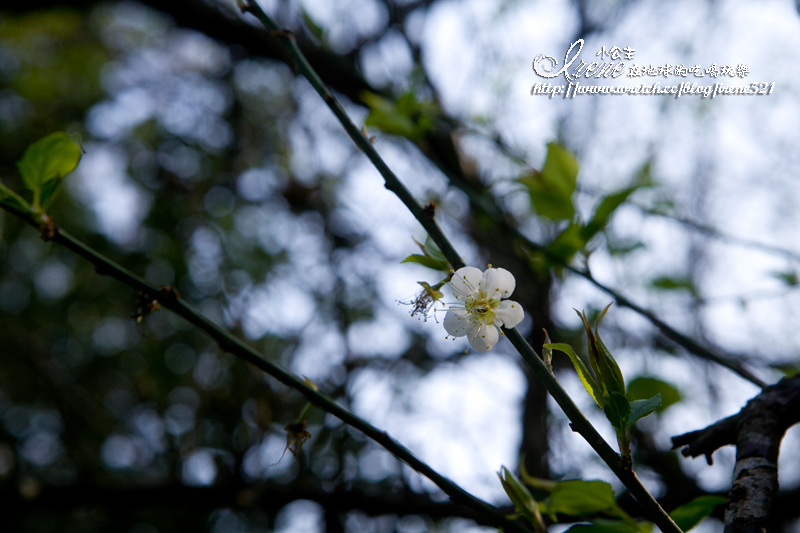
626,376,681,414
362,90,437,141
0,5,387,531
0,2,748,533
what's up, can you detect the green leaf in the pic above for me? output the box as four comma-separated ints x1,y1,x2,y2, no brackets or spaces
545,343,604,408
650,276,697,297
548,222,586,264
627,377,681,413
401,254,449,272
417,281,443,301
423,235,447,263
629,394,661,426
16,132,82,198
362,91,434,140
39,176,62,210
669,495,726,531
498,467,546,531
542,143,579,194
581,186,643,242
603,392,631,433
771,270,798,287
566,519,653,533
771,363,799,377
593,304,626,397
545,480,617,520
300,10,325,42
518,143,578,220
576,309,603,388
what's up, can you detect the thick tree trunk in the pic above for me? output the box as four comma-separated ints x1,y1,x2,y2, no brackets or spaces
673,374,800,532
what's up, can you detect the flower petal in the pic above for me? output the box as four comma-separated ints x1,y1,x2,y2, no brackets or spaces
468,323,499,352
481,268,516,301
495,300,524,328
443,308,470,337
450,266,483,300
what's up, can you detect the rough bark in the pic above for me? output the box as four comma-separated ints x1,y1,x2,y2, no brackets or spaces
672,374,800,532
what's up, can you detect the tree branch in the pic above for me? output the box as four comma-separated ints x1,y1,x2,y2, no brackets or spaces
672,374,800,532
238,3,682,532
0,480,485,523
15,0,769,387
0,203,528,533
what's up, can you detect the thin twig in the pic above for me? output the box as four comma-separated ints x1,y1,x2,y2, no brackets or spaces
0,203,528,533
642,204,800,262
240,3,683,532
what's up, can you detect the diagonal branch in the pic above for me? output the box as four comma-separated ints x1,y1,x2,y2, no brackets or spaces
238,3,682,532
638,204,800,264
25,0,765,387
672,374,800,532
0,203,528,533
2,479,483,522
421,140,767,389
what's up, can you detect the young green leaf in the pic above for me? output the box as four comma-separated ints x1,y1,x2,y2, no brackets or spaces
771,270,798,287
361,91,434,140
16,133,82,207
576,309,602,385
603,392,631,434
518,143,578,220
423,234,447,263
300,10,325,42
544,480,618,520
545,343,604,408
401,254,449,272
593,304,626,397
581,185,644,242
629,394,661,427
669,495,726,531
39,177,62,210
497,466,546,532
548,222,586,264
541,143,579,195
627,377,681,413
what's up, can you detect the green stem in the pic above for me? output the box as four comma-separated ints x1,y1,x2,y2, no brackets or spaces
241,4,464,272
240,4,683,532
0,182,32,211
0,201,529,533
293,402,315,425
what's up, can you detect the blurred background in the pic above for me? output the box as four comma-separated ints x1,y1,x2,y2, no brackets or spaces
0,0,799,531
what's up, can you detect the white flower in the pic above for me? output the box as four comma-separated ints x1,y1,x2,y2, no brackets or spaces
443,266,524,352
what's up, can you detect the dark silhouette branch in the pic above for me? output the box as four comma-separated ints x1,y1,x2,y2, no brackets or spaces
0,203,528,533
672,374,800,532
0,480,487,523
238,4,683,531
10,0,771,390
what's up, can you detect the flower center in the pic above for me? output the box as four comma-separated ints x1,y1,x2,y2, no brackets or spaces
465,291,498,322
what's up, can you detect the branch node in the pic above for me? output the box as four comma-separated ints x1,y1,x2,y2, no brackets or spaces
37,215,56,242
131,292,161,325
159,284,181,301
422,202,436,221
271,29,293,40
235,0,251,14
